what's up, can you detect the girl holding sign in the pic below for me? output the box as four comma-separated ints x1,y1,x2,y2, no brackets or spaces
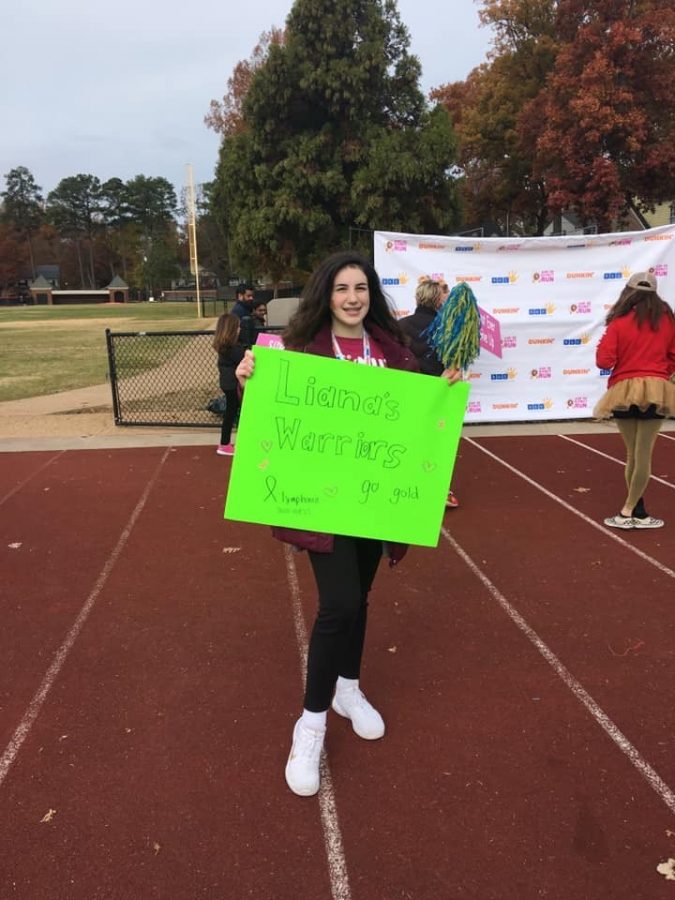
594,271,675,529
236,250,460,797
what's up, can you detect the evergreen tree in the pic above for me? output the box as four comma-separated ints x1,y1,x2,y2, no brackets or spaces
212,0,460,277
1,166,44,278
46,174,102,288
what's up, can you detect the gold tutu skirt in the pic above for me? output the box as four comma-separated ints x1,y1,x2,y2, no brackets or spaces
593,376,675,419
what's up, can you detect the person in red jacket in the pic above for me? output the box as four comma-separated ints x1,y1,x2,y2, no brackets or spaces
594,271,675,529
236,250,460,797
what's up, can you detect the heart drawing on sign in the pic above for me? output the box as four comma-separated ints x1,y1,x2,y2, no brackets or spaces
422,460,437,473
261,440,273,452
324,485,338,498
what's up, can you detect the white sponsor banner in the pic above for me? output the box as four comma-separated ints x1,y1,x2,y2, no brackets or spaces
374,225,675,422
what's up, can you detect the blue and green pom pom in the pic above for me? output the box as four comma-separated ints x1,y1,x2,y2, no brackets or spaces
423,282,481,371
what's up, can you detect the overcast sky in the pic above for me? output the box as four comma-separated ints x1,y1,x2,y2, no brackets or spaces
1,0,493,202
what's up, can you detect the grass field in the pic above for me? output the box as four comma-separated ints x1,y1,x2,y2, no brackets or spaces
0,303,219,402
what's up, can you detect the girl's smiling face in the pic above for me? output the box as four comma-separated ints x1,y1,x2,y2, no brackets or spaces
329,265,370,337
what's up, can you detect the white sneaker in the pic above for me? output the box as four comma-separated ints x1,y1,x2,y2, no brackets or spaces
285,719,325,796
332,686,385,740
633,515,664,529
603,514,635,529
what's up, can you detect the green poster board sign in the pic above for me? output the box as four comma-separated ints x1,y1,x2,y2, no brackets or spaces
224,346,469,547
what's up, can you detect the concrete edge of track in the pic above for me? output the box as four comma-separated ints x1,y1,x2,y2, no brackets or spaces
3,417,673,454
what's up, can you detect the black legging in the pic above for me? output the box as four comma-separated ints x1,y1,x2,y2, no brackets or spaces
219,389,240,445
304,536,383,712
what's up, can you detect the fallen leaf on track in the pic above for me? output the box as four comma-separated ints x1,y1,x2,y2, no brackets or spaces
657,858,675,881
388,646,397,654
41,809,56,823
8,543,22,549
573,486,590,493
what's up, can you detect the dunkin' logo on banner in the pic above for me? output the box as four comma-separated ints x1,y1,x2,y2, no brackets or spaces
566,271,594,280
562,367,591,376
530,367,551,379
455,275,482,283
417,241,444,251
570,301,592,314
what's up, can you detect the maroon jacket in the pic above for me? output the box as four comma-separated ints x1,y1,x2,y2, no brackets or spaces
271,321,419,566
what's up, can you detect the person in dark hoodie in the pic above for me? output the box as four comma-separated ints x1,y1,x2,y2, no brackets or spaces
235,251,459,797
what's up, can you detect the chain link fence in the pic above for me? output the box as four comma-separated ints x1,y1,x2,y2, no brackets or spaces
105,328,272,427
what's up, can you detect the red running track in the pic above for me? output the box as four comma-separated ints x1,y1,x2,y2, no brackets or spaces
0,435,674,899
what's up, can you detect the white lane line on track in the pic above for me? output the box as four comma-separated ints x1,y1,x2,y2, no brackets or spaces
0,451,65,507
0,448,170,789
659,432,675,442
440,526,675,817
464,436,675,580
283,545,351,900
558,434,674,490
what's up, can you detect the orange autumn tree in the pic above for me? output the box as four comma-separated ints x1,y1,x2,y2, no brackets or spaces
432,0,558,234
533,0,675,230
205,28,285,138
433,0,675,235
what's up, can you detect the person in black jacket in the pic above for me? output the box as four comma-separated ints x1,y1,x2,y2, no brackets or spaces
399,280,446,375
400,279,461,508
213,313,246,456
231,284,255,320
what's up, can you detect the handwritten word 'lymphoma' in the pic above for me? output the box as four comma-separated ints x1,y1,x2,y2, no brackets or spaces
275,417,406,469
276,359,401,421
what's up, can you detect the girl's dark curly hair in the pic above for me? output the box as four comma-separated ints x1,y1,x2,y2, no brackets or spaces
606,285,675,330
283,250,406,349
